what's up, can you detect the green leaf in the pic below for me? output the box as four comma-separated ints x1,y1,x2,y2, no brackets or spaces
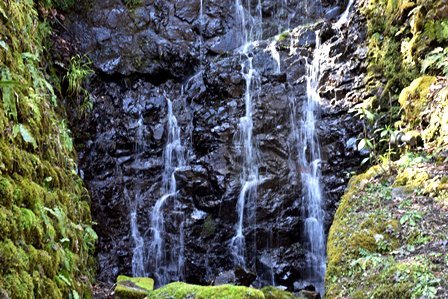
18,124,37,149
72,290,80,299
1,67,17,121
0,80,25,88
0,40,8,51
22,52,39,61
57,274,72,286
364,109,375,121
361,157,370,166
358,139,367,151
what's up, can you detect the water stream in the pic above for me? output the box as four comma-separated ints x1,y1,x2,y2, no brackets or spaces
149,98,186,286
230,0,262,268
130,111,147,277
335,0,355,27
300,31,326,295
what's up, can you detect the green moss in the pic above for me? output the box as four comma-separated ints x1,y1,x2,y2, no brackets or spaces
0,0,96,297
147,282,264,299
398,76,437,127
114,276,154,299
261,286,302,299
277,31,290,42
202,216,216,238
0,177,14,209
0,239,29,271
0,270,34,299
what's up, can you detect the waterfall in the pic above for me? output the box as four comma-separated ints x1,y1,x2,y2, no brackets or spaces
335,0,355,27
299,31,326,296
267,35,281,74
230,0,262,268
149,98,186,286
130,111,147,277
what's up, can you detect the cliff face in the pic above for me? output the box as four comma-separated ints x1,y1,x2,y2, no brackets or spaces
66,0,366,290
0,1,96,298
326,0,448,298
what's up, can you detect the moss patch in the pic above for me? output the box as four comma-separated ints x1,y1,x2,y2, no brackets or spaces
0,0,96,298
261,286,303,299
326,155,448,298
146,282,264,299
114,276,154,299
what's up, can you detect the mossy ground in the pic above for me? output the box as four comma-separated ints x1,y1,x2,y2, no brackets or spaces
0,0,96,298
326,155,448,298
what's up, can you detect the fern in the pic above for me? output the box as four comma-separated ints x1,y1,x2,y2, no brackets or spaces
1,67,18,121
44,206,67,238
421,47,448,76
66,55,93,96
59,120,74,152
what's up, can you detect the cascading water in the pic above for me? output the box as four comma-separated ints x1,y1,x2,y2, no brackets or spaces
230,0,262,268
299,31,326,296
335,0,355,27
130,111,147,277
149,98,186,286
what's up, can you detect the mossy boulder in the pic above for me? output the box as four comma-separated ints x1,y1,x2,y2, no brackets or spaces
398,76,437,128
261,286,303,299
146,282,264,299
114,276,154,299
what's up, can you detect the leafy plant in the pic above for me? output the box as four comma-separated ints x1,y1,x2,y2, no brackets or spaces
12,124,37,149
421,47,448,76
400,210,423,226
65,55,94,116
66,55,93,97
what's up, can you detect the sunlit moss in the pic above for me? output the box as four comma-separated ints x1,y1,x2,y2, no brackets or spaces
146,282,264,299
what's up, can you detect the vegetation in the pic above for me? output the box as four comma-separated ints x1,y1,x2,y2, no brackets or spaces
0,0,96,298
146,282,265,299
327,0,448,297
351,0,448,165
114,276,154,299
326,155,447,298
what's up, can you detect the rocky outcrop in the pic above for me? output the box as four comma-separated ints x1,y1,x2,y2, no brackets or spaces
67,0,367,291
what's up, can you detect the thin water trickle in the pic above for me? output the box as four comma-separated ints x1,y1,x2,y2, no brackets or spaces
149,98,186,286
335,0,355,27
131,111,147,277
299,31,326,296
268,36,281,74
230,0,262,268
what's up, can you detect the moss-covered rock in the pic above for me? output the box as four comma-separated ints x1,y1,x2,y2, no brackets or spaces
0,0,96,298
114,276,154,299
261,286,303,299
146,282,264,299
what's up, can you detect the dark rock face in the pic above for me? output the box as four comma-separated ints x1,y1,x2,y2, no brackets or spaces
68,0,367,291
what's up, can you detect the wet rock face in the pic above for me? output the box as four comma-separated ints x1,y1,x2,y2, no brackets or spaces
70,0,366,290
